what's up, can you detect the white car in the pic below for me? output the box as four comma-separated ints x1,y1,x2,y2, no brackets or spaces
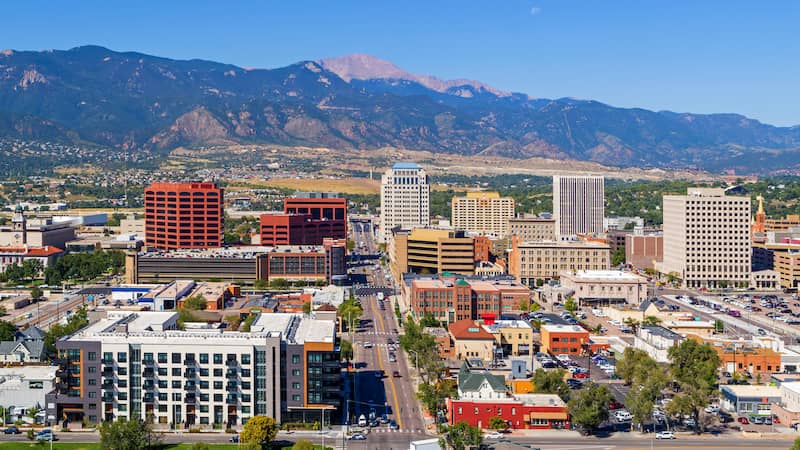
363,342,373,348
615,411,632,421
655,431,675,439
592,309,605,317
556,354,571,362
484,432,503,439
609,320,623,327
704,404,720,414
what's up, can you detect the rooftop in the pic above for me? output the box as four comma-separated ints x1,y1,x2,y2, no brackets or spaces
561,270,647,282
138,245,329,259
640,325,682,340
542,324,587,333
720,384,781,398
391,162,422,170
481,320,532,333
514,393,567,407
449,319,495,340
517,240,610,249
780,382,800,395
458,362,507,393
663,320,715,328
0,366,57,381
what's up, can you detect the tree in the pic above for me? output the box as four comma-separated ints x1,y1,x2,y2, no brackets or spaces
337,296,363,332
418,379,457,415
420,313,440,327
340,339,353,363
0,306,5,316
625,362,668,431
182,295,207,311
623,317,640,333
0,320,16,341
292,440,315,450
44,307,89,355
4,263,24,283
240,313,258,332
99,417,160,450
439,422,483,450
714,319,725,333
225,314,242,330
269,278,289,289
518,299,530,312
667,339,721,433
564,296,577,314
616,348,655,386
241,415,279,446
568,383,614,434
30,286,43,301
532,368,570,400
253,279,268,290
489,416,507,431
792,437,800,450
295,280,307,288
612,247,626,266
642,315,661,326
302,302,312,315
22,259,43,280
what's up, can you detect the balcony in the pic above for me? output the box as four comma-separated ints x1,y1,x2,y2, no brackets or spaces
102,380,115,388
184,370,197,378
184,396,197,404
225,395,237,405
226,359,238,367
185,382,197,391
226,382,238,392
102,394,115,402
143,394,155,403
226,369,238,378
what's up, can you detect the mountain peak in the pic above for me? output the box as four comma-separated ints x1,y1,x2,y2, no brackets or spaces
319,53,510,97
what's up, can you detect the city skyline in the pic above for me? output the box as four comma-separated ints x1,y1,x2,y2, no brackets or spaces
1,1,799,126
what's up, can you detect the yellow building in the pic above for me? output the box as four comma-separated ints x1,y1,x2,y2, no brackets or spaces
451,192,515,238
391,228,476,276
480,319,534,357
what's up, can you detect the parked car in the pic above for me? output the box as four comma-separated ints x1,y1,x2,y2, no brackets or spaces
484,431,503,439
388,420,399,430
705,404,720,414
609,401,625,410
737,417,750,424
655,431,675,439
229,435,240,443
35,430,55,441
3,426,20,434
392,370,401,377
349,434,367,440
573,371,589,379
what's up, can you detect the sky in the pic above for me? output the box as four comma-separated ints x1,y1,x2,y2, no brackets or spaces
3,0,799,126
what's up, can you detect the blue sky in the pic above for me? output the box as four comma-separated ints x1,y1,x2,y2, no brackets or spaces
4,0,799,126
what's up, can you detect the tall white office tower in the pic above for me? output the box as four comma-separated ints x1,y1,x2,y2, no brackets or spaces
552,175,605,239
379,162,430,243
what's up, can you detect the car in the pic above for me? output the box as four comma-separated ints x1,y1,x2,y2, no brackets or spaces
388,354,397,363
705,404,720,414
652,412,667,421
349,434,367,440
484,431,503,439
555,354,571,362
393,370,401,377
737,416,750,424
566,379,583,389
375,370,384,378
369,419,380,427
363,342,373,348
609,319,622,327
750,415,764,424
380,413,389,424
609,401,625,410
3,426,20,434
358,414,367,427
388,420,399,430
764,417,773,425
35,430,55,441
655,431,675,439
573,371,589,379
615,411,632,422
229,435,240,443
683,418,696,427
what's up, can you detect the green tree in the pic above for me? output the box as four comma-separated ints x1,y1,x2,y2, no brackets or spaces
253,279,268,290
183,295,208,311
30,286,43,301
615,348,654,386
625,361,668,431
22,259,44,280
4,263,24,283
612,247,626,266
44,306,89,355
714,319,725,333
225,314,242,330
302,301,312,315
667,339,721,433
489,416,507,431
241,415,279,446
642,315,661,326
240,313,258,332
340,339,354,363
99,417,160,450
623,317,641,334
568,383,614,434
419,313,440,327
418,379,456,415
337,296,363,332
564,296,577,314
269,278,289,289
438,421,483,450
792,437,800,450
518,299,530,312
532,368,570,400
0,320,16,341
292,440,315,450
0,306,6,316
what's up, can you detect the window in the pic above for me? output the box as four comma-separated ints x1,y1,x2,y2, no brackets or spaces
117,405,127,412
88,379,97,386
88,366,96,373
292,355,301,364
172,393,181,401
172,353,181,364
242,394,251,402
118,392,127,401
172,368,181,376
117,367,127,376
292,369,301,376
214,394,223,402
200,381,209,389
172,381,181,388
200,417,209,424
158,353,168,364
88,391,96,398
158,368,167,376
241,354,251,364
103,352,113,362
200,405,209,413
200,353,209,364
158,393,167,401
241,369,251,377
158,381,168,389
242,406,251,414
117,352,127,363
88,352,97,361
213,354,223,364
200,393,209,402
143,352,153,362
117,380,127,388
292,395,301,402
213,368,223,377
200,368,209,377
214,381,223,389
292,382,301,389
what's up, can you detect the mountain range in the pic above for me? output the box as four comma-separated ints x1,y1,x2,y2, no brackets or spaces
1,45,799,173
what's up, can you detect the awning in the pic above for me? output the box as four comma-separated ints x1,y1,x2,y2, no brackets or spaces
529,412,568,420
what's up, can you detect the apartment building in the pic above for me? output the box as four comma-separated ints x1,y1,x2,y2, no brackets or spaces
559,270,648,306
260,196,348,246
379,162,430,243
390,228,478,276
658,188,751,289
451,192,515,238
507,216,556,242
552,175,604,239
144,182,223,250
47,311,339,428
507,238,611,286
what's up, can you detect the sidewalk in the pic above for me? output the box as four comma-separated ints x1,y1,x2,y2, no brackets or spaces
507,429,582,438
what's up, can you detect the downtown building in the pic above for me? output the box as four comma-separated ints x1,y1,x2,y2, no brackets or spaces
657,188,751,289
48,311,340,428
144,182,224,250
379,163,430,243
451,192,515,238
507,237,611,286
552,175,604,239
260,195,347,246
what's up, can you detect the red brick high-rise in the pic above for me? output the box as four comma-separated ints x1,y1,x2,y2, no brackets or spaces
144,182,223,250
260,197,347,246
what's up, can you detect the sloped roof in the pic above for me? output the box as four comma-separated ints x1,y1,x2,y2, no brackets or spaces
449,319,494,340
20,326,45,340
457,362,507,393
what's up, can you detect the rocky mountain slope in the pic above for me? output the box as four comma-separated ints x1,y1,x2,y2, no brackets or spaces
1,46,799,173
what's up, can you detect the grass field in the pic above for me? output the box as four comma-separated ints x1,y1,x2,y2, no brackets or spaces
254,177,381,195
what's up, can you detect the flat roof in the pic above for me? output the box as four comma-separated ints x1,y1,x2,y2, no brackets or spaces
517,240,609,248
561,270,646,282
481,320,532,332
721,384,781,398
0,366,57,380
392,162,422,170
780,382,800,395
663,320,715,328
139,245,328,259
514,393,566,407
542,324,587,333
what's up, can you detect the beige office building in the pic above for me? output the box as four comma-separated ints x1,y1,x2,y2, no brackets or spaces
390,228,476,276
451,192,515,238
508,238,611,286
507,216,556,241
553,175,604,239
379,162,430,243
658,188,751,289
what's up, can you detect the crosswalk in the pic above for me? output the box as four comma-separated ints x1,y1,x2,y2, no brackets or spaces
368,428,424,433
357,331,394,336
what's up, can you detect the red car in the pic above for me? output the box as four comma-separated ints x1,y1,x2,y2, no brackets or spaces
738,417,749,424
773,415,780,423
573,372,589,379
609,401,625,410
392,371,401,378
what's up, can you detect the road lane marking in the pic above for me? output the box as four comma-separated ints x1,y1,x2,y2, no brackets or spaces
370,295,404,430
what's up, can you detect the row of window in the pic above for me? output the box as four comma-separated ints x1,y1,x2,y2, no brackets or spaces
98,352,251,365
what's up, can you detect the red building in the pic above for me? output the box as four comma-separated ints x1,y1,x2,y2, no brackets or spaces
446,396,570,430
260,197,347,245
144,182,223,250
